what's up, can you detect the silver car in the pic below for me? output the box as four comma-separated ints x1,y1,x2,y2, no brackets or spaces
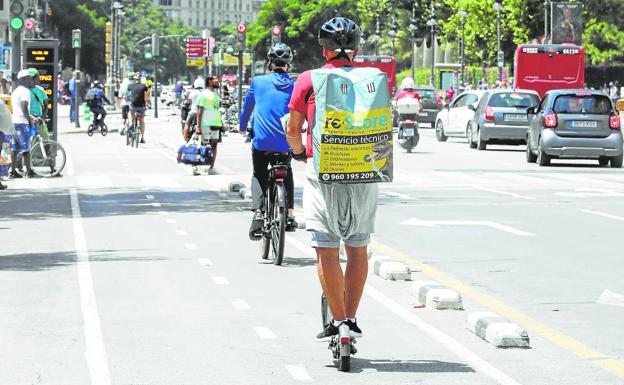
467,89,540,150
526,89,623,167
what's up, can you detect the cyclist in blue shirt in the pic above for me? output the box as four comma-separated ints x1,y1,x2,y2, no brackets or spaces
86,81,111,126
239,43,297,239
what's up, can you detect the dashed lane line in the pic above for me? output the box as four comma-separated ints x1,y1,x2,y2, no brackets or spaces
285,365,312,382
473,185,535,200
145,194,155,200
582,209,624,221
184,243,198,250
151,202,161,207
287,237,522,385
197,258,213,266
212,276,229,285
254,327,277,340
232,299,250,310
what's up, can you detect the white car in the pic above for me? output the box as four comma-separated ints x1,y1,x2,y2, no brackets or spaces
434,90,486,142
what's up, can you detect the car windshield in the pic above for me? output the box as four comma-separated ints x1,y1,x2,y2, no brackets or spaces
488,92,540,108
416,89,435,99
553,95,612,114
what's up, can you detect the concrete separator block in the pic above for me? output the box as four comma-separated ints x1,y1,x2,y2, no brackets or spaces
411,281,463,310
467,312,530,348
369,255,411,281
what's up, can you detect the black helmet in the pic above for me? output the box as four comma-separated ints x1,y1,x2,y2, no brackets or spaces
267,43,293,65
93,80,103,88
318,17,361,53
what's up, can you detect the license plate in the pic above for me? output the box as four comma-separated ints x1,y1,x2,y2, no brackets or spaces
504,113,527,121
419,112,428,116
403,128,415,136
571,120,597,128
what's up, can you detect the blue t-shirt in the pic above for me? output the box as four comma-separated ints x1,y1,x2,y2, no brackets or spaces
239,72,294,152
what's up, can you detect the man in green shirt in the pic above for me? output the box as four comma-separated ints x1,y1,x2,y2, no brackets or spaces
28,68,50,140
195,75,224,173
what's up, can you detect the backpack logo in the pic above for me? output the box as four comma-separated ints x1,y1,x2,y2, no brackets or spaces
341,83,348,94
366,82,376,93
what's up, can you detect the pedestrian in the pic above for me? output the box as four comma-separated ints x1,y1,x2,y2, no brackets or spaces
0,71,9,94
10,70,35,178
446,85,455,103
56,73,65,102
609,81,619,104
68,71,78,123
0,99,12,189
195,75,224,174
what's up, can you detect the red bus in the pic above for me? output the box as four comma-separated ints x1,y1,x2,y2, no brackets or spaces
514,44,584,98
351,55,397,95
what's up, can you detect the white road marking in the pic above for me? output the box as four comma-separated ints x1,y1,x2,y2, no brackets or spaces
145,194,155,200
11,178,50,189
555,191,624,198
254,326,277,339
402,218,535,236
582,209,624,221
184,243,198,250
157,210,168,215
212,276,229,285
70,189,112,385
285,365,312,382
165,219,177,224
176,229,188,236
287,239,522,385
473,185,535,200
197,258,213,266
232,299,251,310
497,161,513,166
151,202,162,207
597,289,624,308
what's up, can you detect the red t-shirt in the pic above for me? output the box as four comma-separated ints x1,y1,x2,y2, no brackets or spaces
288,59,353,158
394,89,420,100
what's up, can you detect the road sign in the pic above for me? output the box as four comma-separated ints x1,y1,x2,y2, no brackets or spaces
271,25,282,44
207,37,216,58
186,37,206,57
237,22,247,33
223,53,251,66
186,57,205,67
72,29,81,49
24,18,36,31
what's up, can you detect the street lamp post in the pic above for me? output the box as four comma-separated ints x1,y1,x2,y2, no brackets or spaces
408,17,418,81
493,1,503,81
426,4,437,88
457,10,467,86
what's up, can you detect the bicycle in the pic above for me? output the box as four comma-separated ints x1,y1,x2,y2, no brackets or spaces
259,154,289,265
321,294,356,372
15,124,66,177
126,108,143,148
87,116,108,137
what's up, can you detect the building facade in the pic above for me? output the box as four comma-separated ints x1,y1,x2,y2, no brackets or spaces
154,0,267,30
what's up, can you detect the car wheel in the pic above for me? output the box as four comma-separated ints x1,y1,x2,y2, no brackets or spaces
537,137,551,166
467,124,477,149
477,128,487,151
435,120,448,142
610,154,623,168
599,156,610,166
526,136,537,163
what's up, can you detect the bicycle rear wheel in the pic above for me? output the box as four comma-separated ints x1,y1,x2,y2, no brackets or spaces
30,140,66,177
134,121,141,148
270,183,286,265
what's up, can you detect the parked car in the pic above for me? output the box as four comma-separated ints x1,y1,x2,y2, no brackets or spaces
526,89,622,167
414,85,442,128
467,89,540,150
434,90,486,142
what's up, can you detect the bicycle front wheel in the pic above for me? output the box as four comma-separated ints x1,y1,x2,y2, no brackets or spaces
30,140,66,177
270,184,286,265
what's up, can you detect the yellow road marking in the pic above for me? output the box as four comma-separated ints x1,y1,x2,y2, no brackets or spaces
371,239,624,379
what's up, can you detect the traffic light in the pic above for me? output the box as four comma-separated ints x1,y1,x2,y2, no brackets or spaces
24,18,36,32
72,29,82,49
10,1,25,31
144,44,152,59
236,22,247,52
105,22,112,65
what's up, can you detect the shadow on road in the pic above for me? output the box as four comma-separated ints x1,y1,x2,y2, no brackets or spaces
334,358,475,374
0,249,166,271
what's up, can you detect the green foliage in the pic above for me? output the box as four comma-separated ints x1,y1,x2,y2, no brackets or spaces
583,21,624,65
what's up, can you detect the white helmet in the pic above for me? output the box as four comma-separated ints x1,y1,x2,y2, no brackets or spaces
194,78,204,89
400,77,415,90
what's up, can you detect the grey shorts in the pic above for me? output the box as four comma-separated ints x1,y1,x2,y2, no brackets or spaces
309,231,370,249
